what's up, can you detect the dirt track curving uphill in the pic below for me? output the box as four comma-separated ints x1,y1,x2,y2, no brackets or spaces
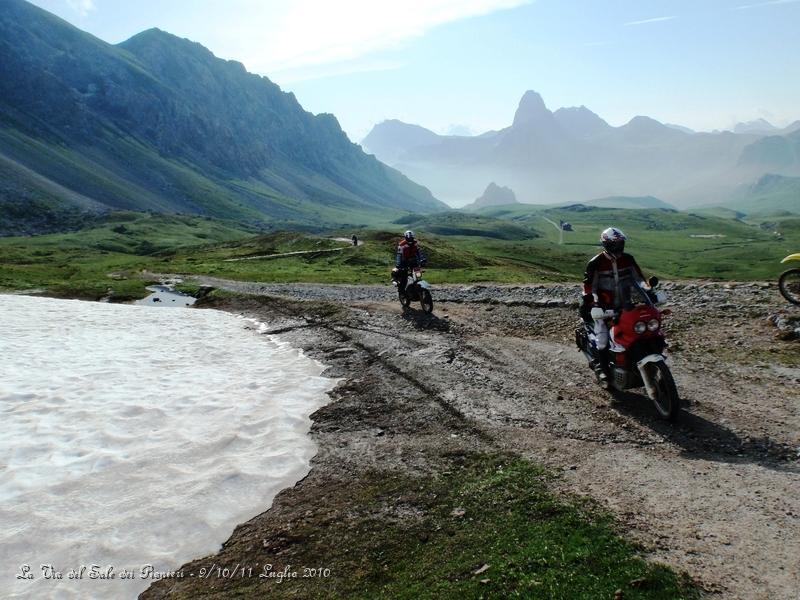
145,278,799,599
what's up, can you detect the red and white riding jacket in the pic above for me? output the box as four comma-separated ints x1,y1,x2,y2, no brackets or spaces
395,240,426,269
583,252,646,309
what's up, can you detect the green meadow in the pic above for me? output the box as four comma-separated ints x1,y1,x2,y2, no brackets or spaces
1,206,797,300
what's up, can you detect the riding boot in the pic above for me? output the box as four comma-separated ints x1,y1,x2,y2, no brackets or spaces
597,348,611,382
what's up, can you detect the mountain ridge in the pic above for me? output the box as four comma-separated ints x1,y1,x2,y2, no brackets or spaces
361,89,798,208
0,0,445,233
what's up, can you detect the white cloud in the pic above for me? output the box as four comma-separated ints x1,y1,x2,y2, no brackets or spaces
223,0,531,75
734,0,799,9
66,0,94,17
623,15,677,26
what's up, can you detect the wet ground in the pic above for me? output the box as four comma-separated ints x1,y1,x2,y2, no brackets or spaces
144,279,799,599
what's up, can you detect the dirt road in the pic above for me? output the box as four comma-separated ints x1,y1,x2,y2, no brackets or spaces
145,279,799,599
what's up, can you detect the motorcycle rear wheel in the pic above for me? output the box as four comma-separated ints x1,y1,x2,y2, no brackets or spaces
647,361,680,421
421,289,434,313
778,268,800,305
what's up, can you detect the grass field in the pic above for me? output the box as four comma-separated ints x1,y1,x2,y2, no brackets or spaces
474,204,799,280
172,453,699,599
1,207,797,299
0,212,256,300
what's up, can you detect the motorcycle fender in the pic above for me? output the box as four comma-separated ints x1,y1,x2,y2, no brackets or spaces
417,279,432,290
781,253,800,263
636,354,665,401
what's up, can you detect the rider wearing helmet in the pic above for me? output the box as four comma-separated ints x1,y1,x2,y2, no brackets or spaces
392,230,427,292
581,227,652,380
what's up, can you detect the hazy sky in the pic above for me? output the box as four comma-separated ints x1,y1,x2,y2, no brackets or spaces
28,0,800,142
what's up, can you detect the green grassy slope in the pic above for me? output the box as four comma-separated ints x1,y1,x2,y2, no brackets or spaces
2,207,797,300
0,212,254,299
467,204,797,280
721,174,800,216
166,229,552,285
567,196,676,210
208,454,698,600
395,211,540,240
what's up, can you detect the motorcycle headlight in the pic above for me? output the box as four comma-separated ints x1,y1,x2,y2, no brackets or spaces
647,318,660,331
634,321,647,334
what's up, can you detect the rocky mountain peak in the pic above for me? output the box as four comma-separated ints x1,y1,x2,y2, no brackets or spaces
512,90,552,127
469,182,518,209
553,105,610,138
625,115,666,129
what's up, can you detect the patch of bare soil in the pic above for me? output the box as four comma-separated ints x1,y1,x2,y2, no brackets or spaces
143,281,799,600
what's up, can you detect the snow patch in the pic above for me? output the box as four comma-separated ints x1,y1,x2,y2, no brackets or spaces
0,295,334,599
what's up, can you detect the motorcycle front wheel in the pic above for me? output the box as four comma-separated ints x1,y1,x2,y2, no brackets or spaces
399,289,411,308
778,268,800,305
421,289,433,313
646,361,680,421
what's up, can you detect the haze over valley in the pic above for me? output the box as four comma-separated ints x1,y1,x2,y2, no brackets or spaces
362,90,800,210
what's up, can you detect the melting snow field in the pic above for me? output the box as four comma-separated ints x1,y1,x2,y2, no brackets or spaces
0,295,335,599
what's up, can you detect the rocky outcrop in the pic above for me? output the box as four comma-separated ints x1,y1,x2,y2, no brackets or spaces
463,182,518,210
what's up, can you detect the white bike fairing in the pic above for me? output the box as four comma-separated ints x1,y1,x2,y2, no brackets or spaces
592,317,609,350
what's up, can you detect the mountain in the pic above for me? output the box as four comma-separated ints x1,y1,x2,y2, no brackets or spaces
733,119,778,135
665,123,696,134
738,130,800,170
783,121,800,135
722,173,800,216
615,115,687,144
361,120,442,165
552,106,611,139
362,90,798,208
463,182,518,210
0,0,444,234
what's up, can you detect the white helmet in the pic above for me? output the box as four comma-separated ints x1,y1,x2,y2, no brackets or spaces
403,230,416,243
600,227,626,254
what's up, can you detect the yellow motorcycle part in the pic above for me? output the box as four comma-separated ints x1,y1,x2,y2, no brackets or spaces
781,253,800,263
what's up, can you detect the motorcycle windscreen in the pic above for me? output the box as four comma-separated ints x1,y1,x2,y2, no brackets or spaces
619,281,654,307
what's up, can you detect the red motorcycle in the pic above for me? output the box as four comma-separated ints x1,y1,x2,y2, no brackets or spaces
575,281,681,421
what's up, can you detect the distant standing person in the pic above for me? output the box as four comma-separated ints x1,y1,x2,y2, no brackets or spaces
352,234,358,246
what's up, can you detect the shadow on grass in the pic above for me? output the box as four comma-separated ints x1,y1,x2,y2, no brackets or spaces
609,389,798,472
